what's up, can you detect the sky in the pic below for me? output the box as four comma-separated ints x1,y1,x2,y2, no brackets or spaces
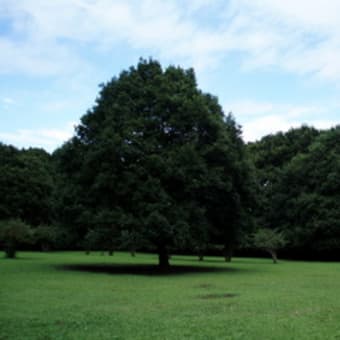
1,0,340,152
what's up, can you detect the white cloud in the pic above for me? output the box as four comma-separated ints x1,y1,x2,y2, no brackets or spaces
227,0,340,82
2,0,340,83
2,97,14,105
0,0,199,75
236,0,340,31
227,100,324,119
227,100,274,118
242,115,337,142
1,0,340,148
1,97,16,110
225,100,338,141
0,122,76,152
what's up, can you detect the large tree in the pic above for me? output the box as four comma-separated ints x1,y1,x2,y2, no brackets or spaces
59,59,253,267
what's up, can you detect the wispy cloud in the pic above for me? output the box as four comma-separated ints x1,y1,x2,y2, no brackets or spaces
1,0,340,82
2,97,14,105
1,97,16,110
1,0,340,150
228,0,340,82
0,122,76,152
242,115,337,142
225,100,338,141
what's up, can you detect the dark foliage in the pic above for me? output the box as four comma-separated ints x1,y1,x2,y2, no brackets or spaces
55,59,253,267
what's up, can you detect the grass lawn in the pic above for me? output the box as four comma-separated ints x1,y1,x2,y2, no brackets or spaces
1,251,340,339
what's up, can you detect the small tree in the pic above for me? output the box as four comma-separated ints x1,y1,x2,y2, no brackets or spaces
0,219,33,258
83,229,101,255
119,230,148,257
253,228,287,263
83,227,119,256
194,242,208,261
33,225,57,251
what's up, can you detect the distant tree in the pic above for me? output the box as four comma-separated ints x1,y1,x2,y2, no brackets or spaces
253,228,287,263
119,229,150,256
58,58,254,268
0,144,56,226
83,229,101,255
33,225,58,251
53,138,88,246
210,113,256,262
247,126,320,230
247,126,328,259
192,238,209,261
0,219,33,258
269,126,340,256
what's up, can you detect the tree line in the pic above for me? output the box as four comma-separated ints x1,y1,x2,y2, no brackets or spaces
0,59,339,265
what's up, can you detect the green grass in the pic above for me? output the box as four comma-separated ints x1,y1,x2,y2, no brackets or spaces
1,252,340,340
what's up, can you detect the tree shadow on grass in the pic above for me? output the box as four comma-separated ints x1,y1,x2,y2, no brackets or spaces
0,256,41,261
230,258,281,265
56,263,255,276
172,257,279,266
172,257,228,264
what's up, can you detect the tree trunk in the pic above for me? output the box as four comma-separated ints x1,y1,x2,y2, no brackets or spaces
41,243,50,252
268,249,278,264
223,245,233,262
5,245,16,259
197,247,204,261
158,246,169,269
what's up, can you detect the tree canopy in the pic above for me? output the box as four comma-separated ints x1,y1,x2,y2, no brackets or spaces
248,125,340,259
0,144,55,226
269,127,340,256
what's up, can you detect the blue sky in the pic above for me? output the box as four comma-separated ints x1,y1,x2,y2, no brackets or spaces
1,0,339,152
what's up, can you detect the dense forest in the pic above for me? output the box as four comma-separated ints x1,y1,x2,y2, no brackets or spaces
1,59,339,264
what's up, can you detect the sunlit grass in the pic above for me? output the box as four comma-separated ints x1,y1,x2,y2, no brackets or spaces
1,251,340,339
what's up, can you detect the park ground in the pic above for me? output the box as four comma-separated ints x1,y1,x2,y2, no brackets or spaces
1,252,340,340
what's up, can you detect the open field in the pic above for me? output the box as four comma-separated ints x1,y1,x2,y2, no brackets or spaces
1,252,340,339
